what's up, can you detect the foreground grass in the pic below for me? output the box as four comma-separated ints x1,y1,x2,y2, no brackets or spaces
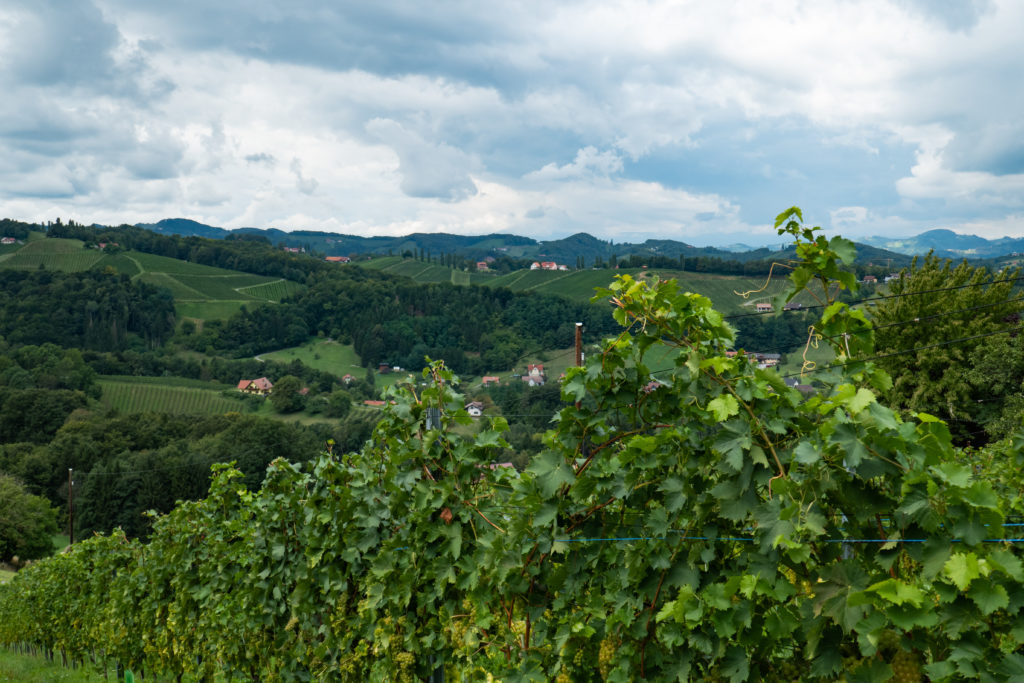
0,648,103,682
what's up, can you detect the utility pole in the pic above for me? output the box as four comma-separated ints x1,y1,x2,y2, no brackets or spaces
67,468,74,545
575,322,584,410
575,322,583,367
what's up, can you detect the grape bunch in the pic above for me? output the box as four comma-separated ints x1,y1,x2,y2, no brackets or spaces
889,650,922,683
597,635,618,680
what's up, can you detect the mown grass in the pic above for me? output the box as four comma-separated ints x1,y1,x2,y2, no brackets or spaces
258,339,362,376
170,274,275,300
94,253,141,276
175,301,255,321
138,272,208,299
98,379,250,415
129,252,240,276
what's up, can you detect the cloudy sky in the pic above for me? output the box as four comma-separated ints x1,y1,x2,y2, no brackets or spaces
1,0,1021,246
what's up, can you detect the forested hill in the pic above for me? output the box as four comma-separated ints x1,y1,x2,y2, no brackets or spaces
130,217,912,266
183,272,621,374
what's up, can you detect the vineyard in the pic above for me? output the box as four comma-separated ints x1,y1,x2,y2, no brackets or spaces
0,239,104,272
98,378,250,415
4,214,1024,681
237,278,305,302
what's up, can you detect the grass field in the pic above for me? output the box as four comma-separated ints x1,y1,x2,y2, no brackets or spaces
259,339,362,376
98,378,248,415
0,238,306,321
128,252,241,276
0,649,104,682
93,253,142,276
0,569,14,584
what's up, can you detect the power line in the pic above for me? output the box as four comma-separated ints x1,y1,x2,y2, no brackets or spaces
723,272,1024,321
778,327,1017,379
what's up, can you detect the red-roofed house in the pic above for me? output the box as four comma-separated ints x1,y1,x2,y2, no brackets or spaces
523,364,546,386
476,261,489,271
530,262,541,270
325,256,351,263
541,261,558,270
1,237,15,245
237,377,274,395
482,376,500,387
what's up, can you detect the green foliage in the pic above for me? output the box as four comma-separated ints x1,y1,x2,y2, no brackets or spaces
270,375,307,413
326,389,352,419
5,209,1024,680
0,474,57,562
869,252,1021,443
0,270,175,352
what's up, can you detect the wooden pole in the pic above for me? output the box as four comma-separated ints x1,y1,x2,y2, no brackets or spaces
575,322,583,367
67,468,73,545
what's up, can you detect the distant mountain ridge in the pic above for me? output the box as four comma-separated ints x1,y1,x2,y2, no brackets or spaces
862,229,1024,259
135,218,914,266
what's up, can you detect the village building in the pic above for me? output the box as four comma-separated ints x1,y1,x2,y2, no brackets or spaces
237,377,273,395
522,364,546,386
476,261,489,271
481,376,501,387
465,401,484,417
755,302,773,313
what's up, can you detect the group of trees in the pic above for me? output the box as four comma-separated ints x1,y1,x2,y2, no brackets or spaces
182,274,620,375
868,253,1024,446
0,270,175,351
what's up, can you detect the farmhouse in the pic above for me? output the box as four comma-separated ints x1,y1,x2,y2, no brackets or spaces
325,256,350,263
522,364,546,386
541,261,558,270
530,262,541,270
782,302,804,311
0,237,15,245
482,376,500,387
476,261,489,271
465,401,484,417
237,377,273,395
862,275,877,284
755,302,773,312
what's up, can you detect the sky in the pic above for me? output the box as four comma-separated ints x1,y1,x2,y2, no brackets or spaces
1,0,1022,247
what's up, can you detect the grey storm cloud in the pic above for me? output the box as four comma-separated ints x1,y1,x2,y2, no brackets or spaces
95,0,544,91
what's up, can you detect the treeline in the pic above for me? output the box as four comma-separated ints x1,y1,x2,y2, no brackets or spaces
0,219,34,240
183,276,620,373
0,407,379,541
47,221,329,283
0,270,175,351
82,348,344,395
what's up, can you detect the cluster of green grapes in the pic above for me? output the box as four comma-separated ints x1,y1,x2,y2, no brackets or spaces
875,630,922,683
888,650,923,683
597,634,619,680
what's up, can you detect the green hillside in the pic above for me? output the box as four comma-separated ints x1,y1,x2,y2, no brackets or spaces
0,237,307,321
258,339,362,376
480,267,805,315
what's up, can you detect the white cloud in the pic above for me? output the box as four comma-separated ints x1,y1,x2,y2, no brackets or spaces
1,0,1024,243
524,147,623,182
